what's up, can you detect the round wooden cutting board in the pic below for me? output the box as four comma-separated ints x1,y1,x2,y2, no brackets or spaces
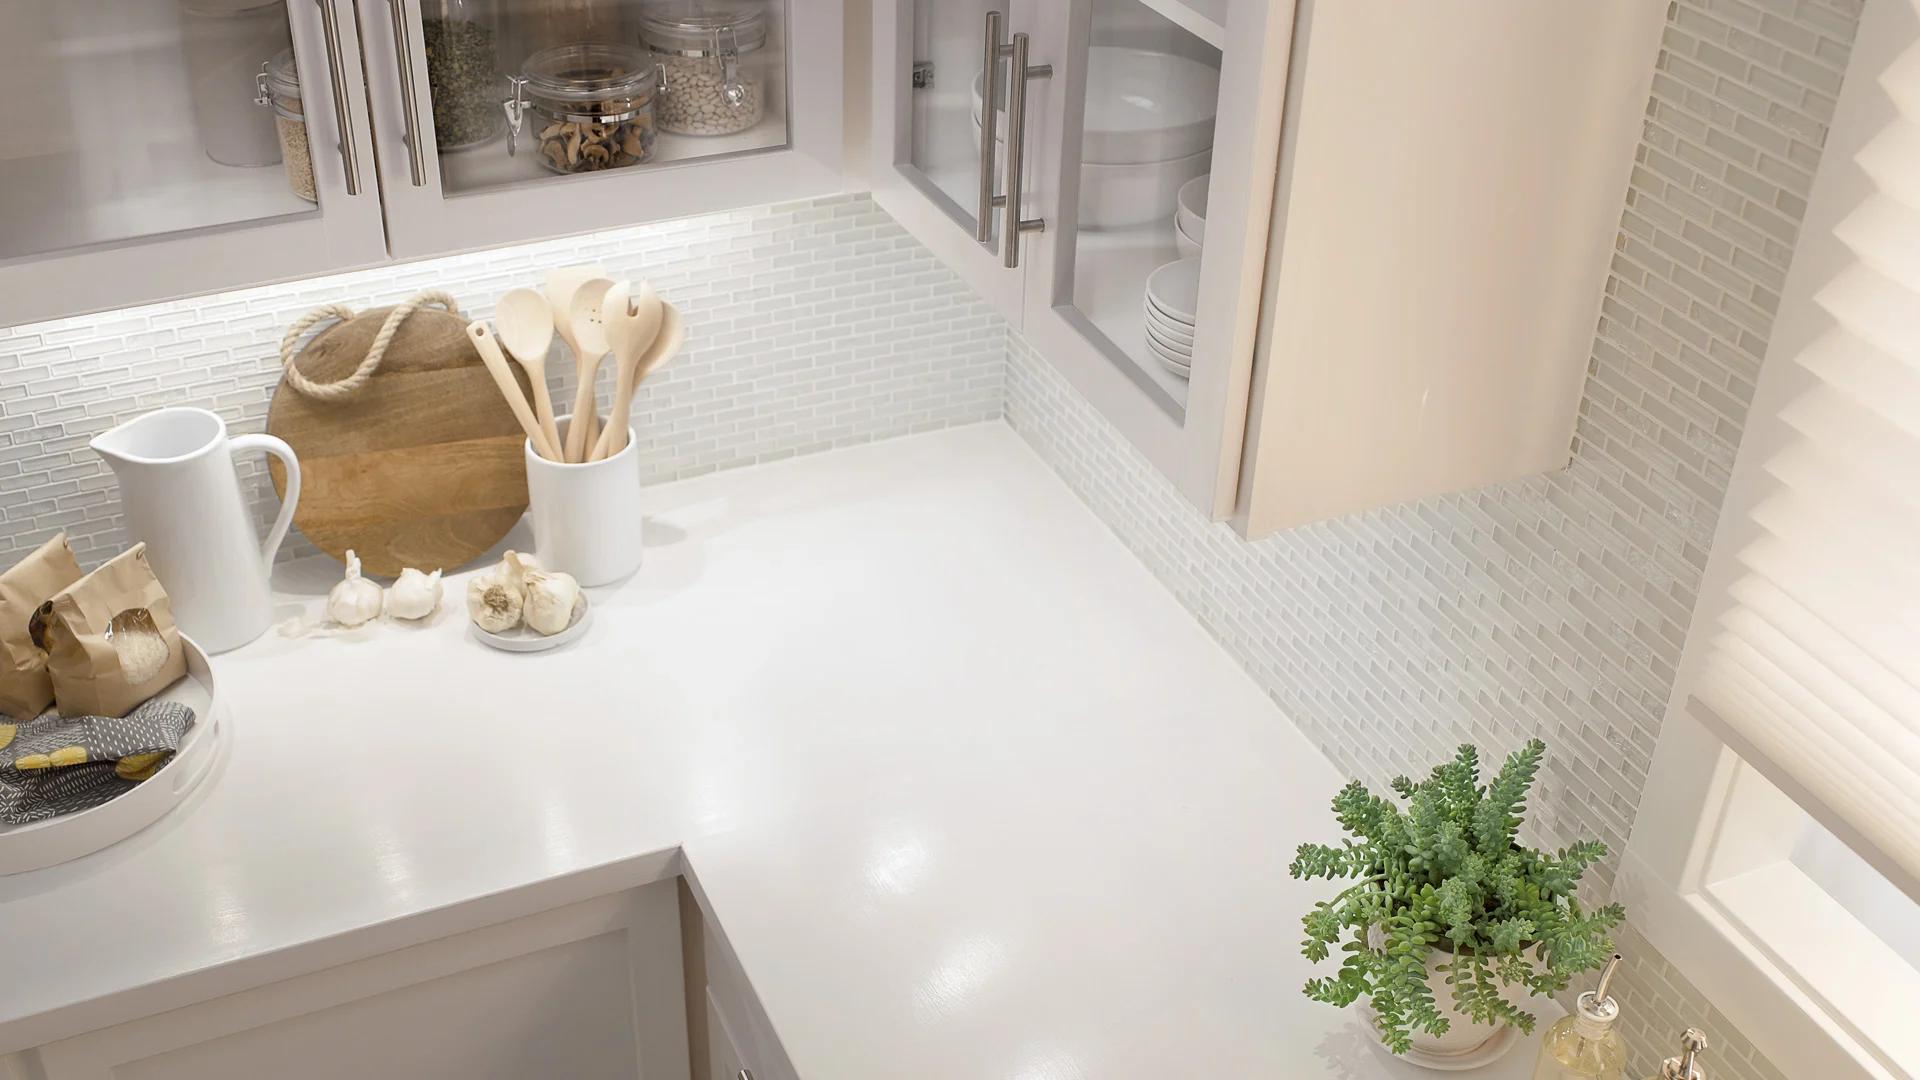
267,306,534,578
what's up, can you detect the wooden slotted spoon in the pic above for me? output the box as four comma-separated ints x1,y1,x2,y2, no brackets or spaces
563,277,616,462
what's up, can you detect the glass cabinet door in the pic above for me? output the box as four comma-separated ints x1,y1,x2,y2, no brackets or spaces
367,0,842,256
0,0,316,260
901,0,1005,244
1018,0,1279,518
1049,0,1222,414
868,0,1039,321
414,0,792,195
0,0,388,324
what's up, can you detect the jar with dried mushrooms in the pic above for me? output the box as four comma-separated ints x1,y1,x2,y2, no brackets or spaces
639,1,770,137
506,43,657,175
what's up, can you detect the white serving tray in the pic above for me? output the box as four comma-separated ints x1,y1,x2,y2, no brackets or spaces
0,634,224,876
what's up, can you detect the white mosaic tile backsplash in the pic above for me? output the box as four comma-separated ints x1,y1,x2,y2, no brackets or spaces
1005,0,1857,1076
0,194,1006,569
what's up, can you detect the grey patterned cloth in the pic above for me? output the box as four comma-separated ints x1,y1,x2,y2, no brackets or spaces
0,700,196,825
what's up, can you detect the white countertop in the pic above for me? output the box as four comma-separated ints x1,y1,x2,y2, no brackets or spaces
0,423,1547,1078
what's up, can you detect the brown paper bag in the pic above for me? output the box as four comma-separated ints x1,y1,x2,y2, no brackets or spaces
0,533,84,719
42,544,187,719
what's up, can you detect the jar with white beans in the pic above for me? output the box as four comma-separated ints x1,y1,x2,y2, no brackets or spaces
637,1,770,137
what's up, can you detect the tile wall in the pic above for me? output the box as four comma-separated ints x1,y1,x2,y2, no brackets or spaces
1005,0,1858,1076
0,194,1005,568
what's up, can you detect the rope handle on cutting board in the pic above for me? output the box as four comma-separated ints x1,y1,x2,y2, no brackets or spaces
277,290,462,402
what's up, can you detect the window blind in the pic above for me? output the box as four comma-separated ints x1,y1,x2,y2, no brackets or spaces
1690,45,1920,903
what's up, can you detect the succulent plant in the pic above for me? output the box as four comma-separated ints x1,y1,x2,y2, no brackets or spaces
1289,739,1624,1054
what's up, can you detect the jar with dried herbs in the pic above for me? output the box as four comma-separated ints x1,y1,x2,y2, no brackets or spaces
422,0,505,150
256,49,316,202
506,43,657,175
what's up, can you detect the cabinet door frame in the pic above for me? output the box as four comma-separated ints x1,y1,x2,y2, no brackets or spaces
361,0,846,260
0,0,391,329
868,0,1032,323
1016,0,1295,518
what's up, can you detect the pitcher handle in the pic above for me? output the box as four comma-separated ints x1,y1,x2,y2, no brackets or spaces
230,433,301,575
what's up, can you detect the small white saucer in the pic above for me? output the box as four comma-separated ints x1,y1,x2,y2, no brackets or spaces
470,596,592,653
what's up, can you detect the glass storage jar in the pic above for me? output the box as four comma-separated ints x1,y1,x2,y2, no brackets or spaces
505,43,658,174
255,49,317,202
638,1,770,137
421,0,506,150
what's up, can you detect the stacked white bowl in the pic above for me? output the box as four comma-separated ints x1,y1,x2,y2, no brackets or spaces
1144,257,1201,379
974,47,1219,229
1174,174,1207,257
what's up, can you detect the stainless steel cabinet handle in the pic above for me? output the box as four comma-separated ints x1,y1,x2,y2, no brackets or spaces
999,31,1051,269
736,1071,753,1080
975,10,1002,245
318,0,362,195
387,0,427,185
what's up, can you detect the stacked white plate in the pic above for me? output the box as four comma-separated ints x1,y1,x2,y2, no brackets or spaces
973,47,1219,229
1144,257,1201,379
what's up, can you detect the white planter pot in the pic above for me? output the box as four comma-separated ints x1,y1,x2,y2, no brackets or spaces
1362,941,1527,1069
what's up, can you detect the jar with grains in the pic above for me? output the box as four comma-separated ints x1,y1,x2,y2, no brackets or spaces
638,1,770,137
422,0,505,150
256,49,316,202
505,43,657,175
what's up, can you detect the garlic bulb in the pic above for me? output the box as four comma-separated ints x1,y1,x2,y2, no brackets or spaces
500,550,541,592
522,569,581,635
327,550,384,627
466,570,522,633
386,567,443,621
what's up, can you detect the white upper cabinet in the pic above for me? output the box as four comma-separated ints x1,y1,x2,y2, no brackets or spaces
0,0,845,328
872,0,1665,535
362,0,844,258
871,0,1291,517
0,0,389,326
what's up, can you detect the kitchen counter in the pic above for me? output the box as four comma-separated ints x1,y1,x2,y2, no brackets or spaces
0,423,1549,1078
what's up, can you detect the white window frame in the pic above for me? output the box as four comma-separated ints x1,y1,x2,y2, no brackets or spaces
1619,4,1920,1077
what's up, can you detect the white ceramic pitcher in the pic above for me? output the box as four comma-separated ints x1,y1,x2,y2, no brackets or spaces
92,407,301,654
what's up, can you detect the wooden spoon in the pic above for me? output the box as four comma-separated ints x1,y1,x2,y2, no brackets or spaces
563,277,616,462
588,282,663,462
592,302,684,462
495,287,564,458
466,321,557,461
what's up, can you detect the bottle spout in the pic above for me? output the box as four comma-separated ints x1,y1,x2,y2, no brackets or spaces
1593,953,1623,1005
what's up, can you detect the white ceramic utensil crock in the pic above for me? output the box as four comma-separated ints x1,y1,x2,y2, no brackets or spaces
525,415,643,586
92,407,300,653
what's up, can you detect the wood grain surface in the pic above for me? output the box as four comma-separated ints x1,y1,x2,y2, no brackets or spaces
267,306,533,577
